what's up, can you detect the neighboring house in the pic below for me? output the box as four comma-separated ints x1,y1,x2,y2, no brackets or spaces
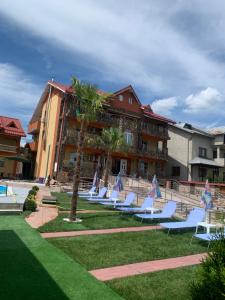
0,116,26,178
167,123,221,182
28,80,174,182
209,127,225,182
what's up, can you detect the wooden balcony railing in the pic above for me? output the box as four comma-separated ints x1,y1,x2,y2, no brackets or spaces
0,144,17,153
141,123,169,139
63,131,101,148
138,147,168,160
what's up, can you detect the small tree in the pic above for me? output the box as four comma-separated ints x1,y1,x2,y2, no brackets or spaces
190,234,225,300
69,77,106,221
93,127,126,187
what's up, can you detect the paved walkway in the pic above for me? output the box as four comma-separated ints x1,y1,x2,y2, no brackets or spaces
90,253,207,281
41,225,161,238
26,189,58,228
26,205,58,228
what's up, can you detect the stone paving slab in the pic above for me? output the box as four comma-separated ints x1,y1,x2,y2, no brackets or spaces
90,253,207,281
41,225,161,238
26,189,58,228
26,206,58,228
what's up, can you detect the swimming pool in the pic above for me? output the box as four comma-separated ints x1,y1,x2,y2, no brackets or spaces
0,186,7,195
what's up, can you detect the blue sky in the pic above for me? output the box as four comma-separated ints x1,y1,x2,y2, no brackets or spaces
1,0,225,139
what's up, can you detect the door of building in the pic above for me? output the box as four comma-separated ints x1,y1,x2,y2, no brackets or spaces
120,159,127,175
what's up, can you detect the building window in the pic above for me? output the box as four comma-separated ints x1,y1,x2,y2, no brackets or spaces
124,131,133,145
199,147,207,158
128,97,133,104
199,167,207,179
213,150,217,159
140,161,148,176
119,95,123,101
141,140,148,151
172,166,180,177
0,160,4,168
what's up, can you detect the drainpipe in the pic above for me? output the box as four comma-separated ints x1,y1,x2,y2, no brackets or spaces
187,136,192,181
45,84,52,142
45,145,51,178
55,95,67,177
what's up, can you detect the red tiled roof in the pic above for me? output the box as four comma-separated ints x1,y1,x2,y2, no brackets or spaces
48,81,108,96
48,80,175,124
48,81,73,93
144,111,175,124
0,116,26,137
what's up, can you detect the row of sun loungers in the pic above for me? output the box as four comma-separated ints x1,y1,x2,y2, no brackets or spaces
67,186,224,246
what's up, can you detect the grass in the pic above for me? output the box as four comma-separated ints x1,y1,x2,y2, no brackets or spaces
0,216,122,300
107,266,197,300
54,192,108,211
48,230,207,270
38,211,152,232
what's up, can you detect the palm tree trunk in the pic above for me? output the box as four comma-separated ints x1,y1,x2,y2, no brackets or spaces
103,151,111,187
70,120,86,220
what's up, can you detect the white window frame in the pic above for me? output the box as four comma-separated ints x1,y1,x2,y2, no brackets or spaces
124,131,133,145
119,95,123,101
128,97,133,104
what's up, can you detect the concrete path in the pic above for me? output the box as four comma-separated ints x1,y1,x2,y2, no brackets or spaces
90,253,207,281
26,205,58,228
26,189,58,228
41,225,161,238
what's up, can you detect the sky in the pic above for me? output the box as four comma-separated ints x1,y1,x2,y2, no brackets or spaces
1,0,225,140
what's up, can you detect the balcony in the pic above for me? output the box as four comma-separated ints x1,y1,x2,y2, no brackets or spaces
141,123,169,139
66,107,121,127
29,141,38,152
0,144,17,153
63,131,101,149
27,120,41,134
138,147,168,160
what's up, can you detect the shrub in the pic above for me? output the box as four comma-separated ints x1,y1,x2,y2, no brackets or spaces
24,198,37,212
28,189,37,196
190,234,225,299
32,185,39,192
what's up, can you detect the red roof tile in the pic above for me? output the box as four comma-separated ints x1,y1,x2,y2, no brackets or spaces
144,111,175,124
47,80,175,124
0,116,25,137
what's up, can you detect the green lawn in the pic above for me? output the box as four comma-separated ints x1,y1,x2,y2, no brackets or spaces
107,266,197,300
0,216,122,300
39,211,152,232
48,230,207,270
54,192,108,211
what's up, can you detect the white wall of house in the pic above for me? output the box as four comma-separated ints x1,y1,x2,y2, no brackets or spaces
167,125,217,181
167,126,192,181
192,134,213,159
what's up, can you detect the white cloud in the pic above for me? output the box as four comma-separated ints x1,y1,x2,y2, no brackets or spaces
1,0,225,97
184,87,223,113
0,63,42,130
151,97,178,115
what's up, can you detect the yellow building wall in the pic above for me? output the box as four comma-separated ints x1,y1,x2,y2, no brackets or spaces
34,89,61,179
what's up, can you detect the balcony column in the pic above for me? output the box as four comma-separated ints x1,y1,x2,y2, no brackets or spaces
217,147,220,159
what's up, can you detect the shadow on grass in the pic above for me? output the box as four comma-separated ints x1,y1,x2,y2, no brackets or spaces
0,230,69,300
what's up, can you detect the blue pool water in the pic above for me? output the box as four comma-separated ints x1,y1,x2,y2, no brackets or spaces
0,186,7,194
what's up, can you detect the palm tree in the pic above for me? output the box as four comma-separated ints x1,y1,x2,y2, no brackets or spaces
69,77,106,221
96,127,126,187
